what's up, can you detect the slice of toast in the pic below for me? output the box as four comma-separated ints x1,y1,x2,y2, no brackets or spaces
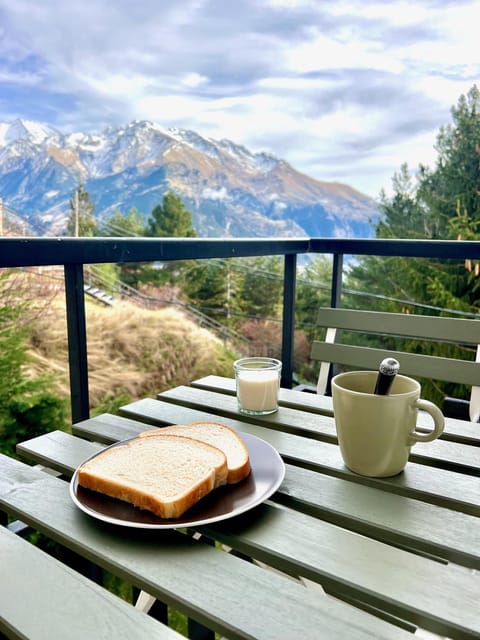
77,434,228,519
139,421,251,484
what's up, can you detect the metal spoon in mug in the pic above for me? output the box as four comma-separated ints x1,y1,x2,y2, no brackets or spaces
374,358,400,395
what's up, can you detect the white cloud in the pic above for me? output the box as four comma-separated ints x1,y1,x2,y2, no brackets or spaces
284,30,404,75
181,72,209,88
331,0,430,23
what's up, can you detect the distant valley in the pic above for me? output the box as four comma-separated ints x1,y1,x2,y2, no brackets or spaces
0,118,378,238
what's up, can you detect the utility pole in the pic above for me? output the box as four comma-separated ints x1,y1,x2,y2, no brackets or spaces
74,188,79,237
0,197,3,236
227,262,231,322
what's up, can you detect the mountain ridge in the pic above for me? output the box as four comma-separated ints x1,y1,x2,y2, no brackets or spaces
0,117,378,237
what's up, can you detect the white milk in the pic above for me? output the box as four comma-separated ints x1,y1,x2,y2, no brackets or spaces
237,369,279,412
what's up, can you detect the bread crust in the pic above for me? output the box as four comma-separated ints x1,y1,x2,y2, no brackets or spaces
78,465,215,519
77,434,227,519
190,421,251,483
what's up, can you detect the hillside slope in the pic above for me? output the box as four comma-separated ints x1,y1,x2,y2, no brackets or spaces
27,297,236,409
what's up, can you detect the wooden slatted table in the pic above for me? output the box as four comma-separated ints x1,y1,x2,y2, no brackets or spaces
2,375,479,640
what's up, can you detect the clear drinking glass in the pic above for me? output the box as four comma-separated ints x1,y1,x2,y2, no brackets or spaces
234,357,282,415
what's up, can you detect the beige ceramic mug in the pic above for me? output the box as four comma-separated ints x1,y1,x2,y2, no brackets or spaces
331,371,445,477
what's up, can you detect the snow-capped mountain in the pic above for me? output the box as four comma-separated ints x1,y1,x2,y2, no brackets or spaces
0,118,378,237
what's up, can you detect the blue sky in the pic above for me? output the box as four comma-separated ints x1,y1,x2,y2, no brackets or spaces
0,0,479,198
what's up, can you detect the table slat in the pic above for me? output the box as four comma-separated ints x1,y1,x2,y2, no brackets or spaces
192,375,334,414
193,375,480,445
278,464,480,569
0,526,180,640
161,385,338,441
204,503,480,639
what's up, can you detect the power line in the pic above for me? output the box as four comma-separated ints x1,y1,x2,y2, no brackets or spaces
191,257,480,320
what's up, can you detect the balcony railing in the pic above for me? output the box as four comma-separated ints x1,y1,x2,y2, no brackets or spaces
2,236,480,423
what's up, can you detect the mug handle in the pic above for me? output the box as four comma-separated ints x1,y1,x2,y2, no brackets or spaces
408,399,445,444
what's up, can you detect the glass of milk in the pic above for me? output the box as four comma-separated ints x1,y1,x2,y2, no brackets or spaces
234,357,282,415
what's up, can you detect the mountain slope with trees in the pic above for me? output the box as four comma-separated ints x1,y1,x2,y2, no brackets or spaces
0,118,378,238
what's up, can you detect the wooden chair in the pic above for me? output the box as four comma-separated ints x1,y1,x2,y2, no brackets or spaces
310,307,480,422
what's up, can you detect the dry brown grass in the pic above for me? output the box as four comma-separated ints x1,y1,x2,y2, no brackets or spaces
27,296,236,410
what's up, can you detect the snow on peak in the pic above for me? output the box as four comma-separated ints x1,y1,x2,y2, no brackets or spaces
0,116,280,178
166,126,279,173
0,118,59,147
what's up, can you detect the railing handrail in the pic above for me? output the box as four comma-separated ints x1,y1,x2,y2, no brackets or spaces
309,237,480,259
3,236,480,267
3,236,480,423
0,237,311,267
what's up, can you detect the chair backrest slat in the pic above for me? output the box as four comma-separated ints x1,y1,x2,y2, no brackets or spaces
311,342,479,386
311,308,480,420
316,308,480,344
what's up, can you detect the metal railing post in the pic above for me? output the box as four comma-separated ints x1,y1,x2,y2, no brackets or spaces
281,253,297,388
64,264,90,423
324,252,344,393
331,253,344,307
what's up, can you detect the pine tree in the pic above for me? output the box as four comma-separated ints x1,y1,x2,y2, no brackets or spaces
100,207,144,237
183,259,230,319
144,192,197,285
236,256,283,319
296,255,333,341
144,192,196,238
418,84,480,235
0,271,66,456
376,164,432,239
